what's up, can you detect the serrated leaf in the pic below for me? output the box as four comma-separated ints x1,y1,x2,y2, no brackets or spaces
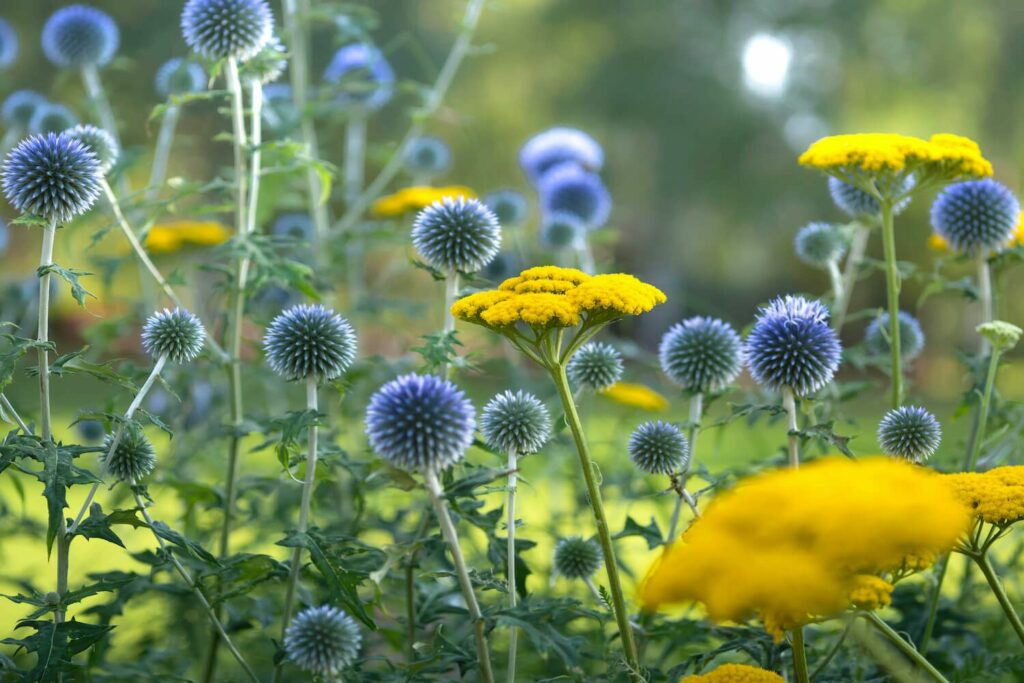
613,515,664,550
38,263,95,308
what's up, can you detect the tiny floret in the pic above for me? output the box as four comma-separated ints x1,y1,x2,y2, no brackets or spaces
930,179,1020,254
480,390,551,455
794,222,846,268
284,605,361,676
977,320,1022,352
864,311,925,361
520,127,604,184
567,342,623,391
878,406,941,463
263,304,357,381
402,136,452,177
323,43,394,110
181,0,273,61
553,536,602,580
65,124,119,174
628,421,690,475
142,308,205,363
538,163,611,230
484,189,529,226
1,132,101,224
412,197,502,273
659,316,742,393
42,5,119,68
102,424,156,482
156,58,207,98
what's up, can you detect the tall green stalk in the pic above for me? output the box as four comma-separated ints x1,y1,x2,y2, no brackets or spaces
783,387,800,468
505,447,520,683
666,392,701,543
974,551,1024,647
878,198,903,409
791,627,811,683
963,349,1000,472
864,612,949,683
831,221,870,332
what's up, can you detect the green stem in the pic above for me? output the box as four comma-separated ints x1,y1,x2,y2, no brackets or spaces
145,105,180,206
974,552,1024,647
791,627,810,683
977,253,992,353
666,392,702,543
506,448,519,683
963,349,1000,472
810,620,852,680
440,270,460,380
878,198,903,409
343,114,368,304
864,611,949,683
783,387,799,468
0,394,31,434
826,259,844,311
832,221,869,332
550,363,642,681
918,553,950,651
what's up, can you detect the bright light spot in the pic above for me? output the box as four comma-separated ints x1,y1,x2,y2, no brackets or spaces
742,33,792,98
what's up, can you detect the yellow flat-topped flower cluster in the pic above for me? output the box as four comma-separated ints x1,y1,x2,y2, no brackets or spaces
641,457,969,639
599,382,669,412
145,220,232,254
799,133,993,179
371,185,475,217
452,265,666,329
946,466,1024,526
680,663,784,683
848,574,894,611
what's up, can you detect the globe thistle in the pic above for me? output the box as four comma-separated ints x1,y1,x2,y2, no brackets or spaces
482,250,520,283
142,308,205,363
65,124,119,174
484,189,529,226
411,197,502,273
539,211,585,249
181,0,273,62
242,33,287,84
102,423,157,482
519,127,604,184
323,43,394,111
538,163,612,231
0,18,17,69
365,373,475,473
272,212,314,241
263,304,357,381
41,5,119,68
744,296,842,397
1,132,101,224
402,136,452,177
659,316,742,393
480,390,552,455
29,103,79,135
2,91,47,128
877,405,941,463
794,222,846,269
283,605,361,677
930,179,1020,254
827,176,913,218
75,418,104,443
567,342,623,391
553,536,602,580
155,58,207,98
864,311,925,361
628,421,690,475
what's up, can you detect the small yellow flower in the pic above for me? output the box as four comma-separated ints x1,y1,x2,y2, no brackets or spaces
946,466,1024,526
598,382,669,412
680,664,784,683
144,220,231,254
848,574,894,611
928,233,950,252
799,133,992,178
1009,215,1024,248
371,185,475,217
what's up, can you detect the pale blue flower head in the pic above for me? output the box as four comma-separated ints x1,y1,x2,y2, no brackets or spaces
272,212,314,241
553,536,601,579
828,176,913,218
102,423,156,482
65,124,118,174
794,222,846,268
484,189,528,226
628,420,690,475
930,179,1020,254
412,197,502,273
181,0,273,61
142,308,205,363
519,127,603,184
567,341,623,391
0,18,17,69
323,43,394,111
284,605,361,677
263,304,357,381
42,5,119,68
1,91,47,128
539,211,585,250
402,136,451,177
2,132,101,224
481,390,551,455
29,103,78,135
156,58,207,98
538,163,611,230
659,316,742,393
864,311,925,361
877,405,941,463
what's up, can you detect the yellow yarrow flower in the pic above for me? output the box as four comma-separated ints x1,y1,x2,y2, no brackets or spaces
799,133,993,178
946,466,1024,526
481,292,581,328
848,574,894,611
371,185,475,217
144,220,232,254
680,664,784,683
598,382,669,412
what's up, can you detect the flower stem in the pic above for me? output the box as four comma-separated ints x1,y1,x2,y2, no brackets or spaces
441,270,460,380
145,104,180,206
81,64,119,146
791,628,811,683
666,392,702,543
0,393,31,434
974,552,1024,647
506,448,519,683
864,611,949,682
832,221,869,332
977,252,993,353
424,468,495,683
574,234,596,275
878,198,903,409
550,363,642,681
963,349,1001,472
783,387,799,468
827,259,844,311
918,553,951,651
343,114,368,304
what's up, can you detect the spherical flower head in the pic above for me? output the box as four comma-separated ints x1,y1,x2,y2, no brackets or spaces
539,211,585,249
102,424,156,482
142,308,205,363
794,222,846,268
365,373,475,473
76,418,104,443
978,320,1022,352
628,420,689,475
827,176,913,218
480,390,551,455
42,5,119,68
272,212,314,241
659,316,742,393
519,127,604,184
323,43,394,111
2,132,101,224
284,605,361,676
263,304,357,381
538,163,612,231
930,179,1020,254
412,197,502,273
744,296,842,397
0,18,17,69
65,124,118,175
553,536,602,580
567,341,623,391
242,33,287,84
181,0,273,62
402,136,452,177
878,406,941,463
156,58,207,98
864,311,925,361
2,91,47,128
484,189,528,226
29,103,79,135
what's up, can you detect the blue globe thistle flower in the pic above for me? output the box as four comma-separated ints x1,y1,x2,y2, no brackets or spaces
155,58,207,98
659,316,742,393
365,373,475,473
484,189,529,226
519,127,604,185
102,423,156,482
142,308,205,363
0,18,17,69
29,103,79,135
539,211,585,250
181,0,273,62
877,405,941,463
323,43,394,111
553,536,602,580
284,605,361,677
263,304,357,381
75,418,104,443
272,212,314,241
744,295,842,397
42,5,119,68
864,311,925,361
65,124,118,174
482,250,520,283
930,179,1020,254
567,342,623,391
480,390,551,455
794,222,846,268
402,136,451,177
242,33,287,84
628,421,690,475
2,91,47,128
412,197,502,273
538,163,612,231
827,176,913,218
2,132,101,224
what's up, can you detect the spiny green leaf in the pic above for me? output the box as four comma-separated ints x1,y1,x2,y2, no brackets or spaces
37,263,95,308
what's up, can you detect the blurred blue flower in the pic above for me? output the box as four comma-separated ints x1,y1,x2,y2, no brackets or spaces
155,58,207,98
519,126,603,184
29,103,79,135
0,18,18,69
42,5,119,68
65,124,119,174
481,250,519,283
828,176,913,218
412,197,502,273
2,91,47,128
864,311,925,361
181,0,273,61
1,132,101,223
484,189,528,226
930,179,1020,254
323,43,394,111
272,212,314,241
539,211,585,250
659,316,742,393
402,135,451,177
538,163,611,230
794,222,846,268
75,418,104,443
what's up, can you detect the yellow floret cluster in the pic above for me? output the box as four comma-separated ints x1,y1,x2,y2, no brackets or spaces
848,574,894,611
598,382,669,412
798,133,993,179
451,265,665,329
370,185,475,217
144,220,232,254
680,663,785,683
945,466,1024,526
641,457,970,639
